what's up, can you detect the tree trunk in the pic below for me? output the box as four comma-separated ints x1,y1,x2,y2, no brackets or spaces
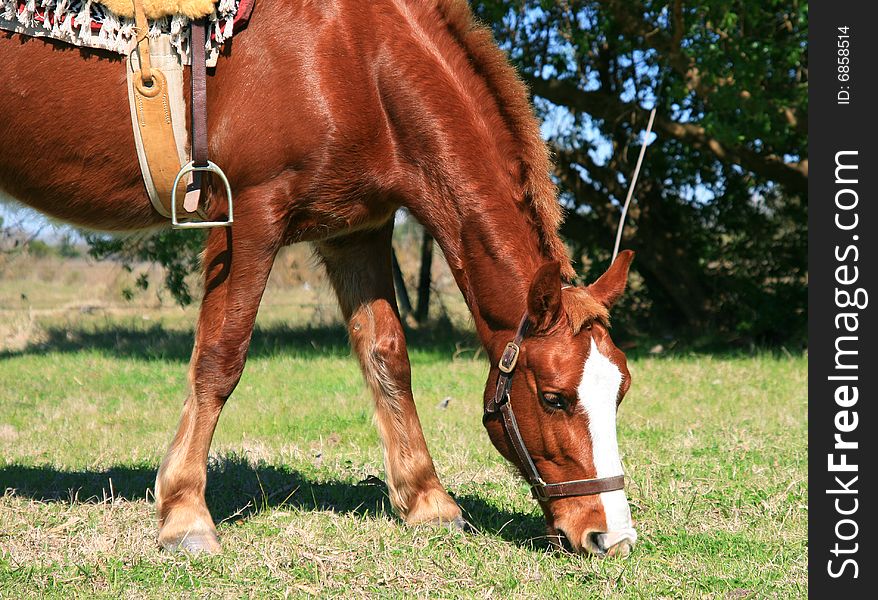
628,190,713,331
391,247,415,322
415,231,433,324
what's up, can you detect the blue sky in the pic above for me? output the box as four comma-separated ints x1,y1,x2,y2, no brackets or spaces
1,193,74,241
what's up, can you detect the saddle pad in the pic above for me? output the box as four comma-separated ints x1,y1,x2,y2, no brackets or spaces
0,0,254,66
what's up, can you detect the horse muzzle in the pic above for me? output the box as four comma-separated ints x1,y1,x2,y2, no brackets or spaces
583,527,638,557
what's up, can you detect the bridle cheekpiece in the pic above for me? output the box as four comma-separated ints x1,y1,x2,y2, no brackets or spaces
484,313,625,502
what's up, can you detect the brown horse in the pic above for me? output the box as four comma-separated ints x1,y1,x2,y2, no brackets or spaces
0,0,636,556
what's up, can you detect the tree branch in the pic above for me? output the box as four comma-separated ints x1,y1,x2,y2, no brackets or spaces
526,76,808,195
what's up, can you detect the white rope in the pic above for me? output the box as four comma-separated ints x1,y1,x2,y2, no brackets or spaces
612,108,657,262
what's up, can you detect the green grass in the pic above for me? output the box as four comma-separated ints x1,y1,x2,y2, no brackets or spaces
0,309,807,598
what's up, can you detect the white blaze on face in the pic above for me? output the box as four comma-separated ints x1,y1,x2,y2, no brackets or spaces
578,339,635,539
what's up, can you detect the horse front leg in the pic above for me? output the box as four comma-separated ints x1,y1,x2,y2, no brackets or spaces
155,215,283,553
317,223,464,527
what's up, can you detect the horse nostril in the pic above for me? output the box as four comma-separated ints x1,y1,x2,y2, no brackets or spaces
592,528,637,557
588,531,605,554
579,528,637,556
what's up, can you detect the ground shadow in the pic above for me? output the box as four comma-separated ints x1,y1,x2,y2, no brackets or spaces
0,321,482,362
0,456,551,550
0,318,800,363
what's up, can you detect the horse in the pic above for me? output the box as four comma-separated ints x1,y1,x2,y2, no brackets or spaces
0,0,637,556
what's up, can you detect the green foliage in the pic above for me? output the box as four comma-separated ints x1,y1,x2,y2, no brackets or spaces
86,229,205,306
56,235,82,259
474,0,807,345
25,239,51,258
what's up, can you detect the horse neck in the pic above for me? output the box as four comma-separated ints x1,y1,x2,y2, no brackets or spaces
436,200,549,347
396,128,552,347
371,1,568,348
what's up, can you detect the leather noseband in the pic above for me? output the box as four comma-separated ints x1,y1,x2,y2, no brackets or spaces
484,314,625,501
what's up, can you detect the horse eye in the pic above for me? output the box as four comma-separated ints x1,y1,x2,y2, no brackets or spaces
541,392,567,410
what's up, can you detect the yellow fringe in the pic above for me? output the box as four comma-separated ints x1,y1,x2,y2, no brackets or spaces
97,0,217,20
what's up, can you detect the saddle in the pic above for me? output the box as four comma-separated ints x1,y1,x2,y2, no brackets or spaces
0,0,256,228
98,0,216,19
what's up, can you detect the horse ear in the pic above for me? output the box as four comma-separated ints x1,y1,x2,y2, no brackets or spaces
527,262,563,331
588,250,635,309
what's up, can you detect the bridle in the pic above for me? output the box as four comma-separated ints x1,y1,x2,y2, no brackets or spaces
483,314,625,502
483,105,649,505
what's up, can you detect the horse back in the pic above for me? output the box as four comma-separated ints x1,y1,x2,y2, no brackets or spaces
0,1,415,236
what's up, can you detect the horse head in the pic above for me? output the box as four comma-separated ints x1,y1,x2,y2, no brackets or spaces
482,250,636,556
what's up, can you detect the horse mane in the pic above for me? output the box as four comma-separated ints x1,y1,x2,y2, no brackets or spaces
562,287,609,334
434,0,576,282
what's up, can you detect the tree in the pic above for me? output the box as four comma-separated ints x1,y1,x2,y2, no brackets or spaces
391,221,435,328
474,0,807,343
87,1,808,344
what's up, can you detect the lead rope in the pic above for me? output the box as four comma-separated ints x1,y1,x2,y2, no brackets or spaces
612,108,657,262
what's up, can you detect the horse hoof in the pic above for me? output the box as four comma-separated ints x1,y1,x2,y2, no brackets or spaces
160,531,221,554
452,515,475,532
427,515,474,533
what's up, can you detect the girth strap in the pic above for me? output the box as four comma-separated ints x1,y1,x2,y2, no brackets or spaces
132,0,152,85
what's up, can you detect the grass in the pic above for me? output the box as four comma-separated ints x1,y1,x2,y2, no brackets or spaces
0,257,807,598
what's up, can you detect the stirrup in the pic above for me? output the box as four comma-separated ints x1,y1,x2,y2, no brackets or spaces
170,161,234,229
